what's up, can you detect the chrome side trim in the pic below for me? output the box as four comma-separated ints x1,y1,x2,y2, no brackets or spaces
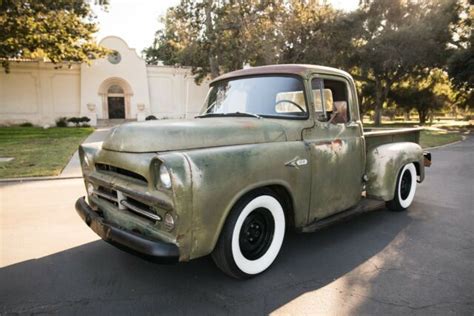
120,200,162,222
92,190,117,202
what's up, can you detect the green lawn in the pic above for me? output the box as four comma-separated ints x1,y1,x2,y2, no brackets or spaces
0,127,93,178
420,129,463,148
364,120,468,148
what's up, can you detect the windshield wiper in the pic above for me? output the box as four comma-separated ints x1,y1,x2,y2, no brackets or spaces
196,112,261,119
195,113,226,118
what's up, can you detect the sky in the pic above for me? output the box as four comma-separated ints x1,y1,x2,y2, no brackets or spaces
93,0,359,55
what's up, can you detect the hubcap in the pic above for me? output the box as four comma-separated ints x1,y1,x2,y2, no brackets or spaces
400,169,412,200
239,208,275,260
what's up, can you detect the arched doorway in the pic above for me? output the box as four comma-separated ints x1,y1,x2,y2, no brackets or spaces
107,85,125,118
98,77,133,119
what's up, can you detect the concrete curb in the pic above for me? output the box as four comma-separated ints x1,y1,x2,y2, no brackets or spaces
0,175,83,183
424,135,468,150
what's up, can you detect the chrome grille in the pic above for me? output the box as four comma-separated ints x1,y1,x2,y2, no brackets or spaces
120,200,162,221
92,186,161,222
95,163,147,184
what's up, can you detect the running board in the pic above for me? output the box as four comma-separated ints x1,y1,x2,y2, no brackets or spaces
301,199,385,233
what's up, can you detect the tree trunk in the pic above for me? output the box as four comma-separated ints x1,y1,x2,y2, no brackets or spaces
209,57,219,79
418,108,427,125
374,78,383,126
374,77,392,126
204,1,220,79
404,110,410,121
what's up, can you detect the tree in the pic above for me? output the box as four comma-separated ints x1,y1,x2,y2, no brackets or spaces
145,0,359,82
448,39,474,93
447,2,473,110
144,0,285,83
390,86,445,124
146,0,467,117
277,0,357,67
389,70,449,124
348,0,460,125
0,0,109,72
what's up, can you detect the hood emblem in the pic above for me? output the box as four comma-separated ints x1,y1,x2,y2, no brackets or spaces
285,157,308,169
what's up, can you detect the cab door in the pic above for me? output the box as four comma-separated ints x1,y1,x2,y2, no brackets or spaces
303,76,365,222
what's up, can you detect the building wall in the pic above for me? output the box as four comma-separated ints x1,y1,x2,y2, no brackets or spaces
0,62,81,125
0,36,209,126
185,76,210,118
80,36,151,121
147,66,208,119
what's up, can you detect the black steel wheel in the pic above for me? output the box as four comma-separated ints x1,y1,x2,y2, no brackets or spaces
238,208,275,260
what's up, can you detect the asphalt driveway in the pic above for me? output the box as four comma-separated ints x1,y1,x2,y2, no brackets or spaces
1,137,473,315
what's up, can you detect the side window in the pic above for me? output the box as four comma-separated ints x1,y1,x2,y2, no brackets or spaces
312,79,328,122
311,78,350,124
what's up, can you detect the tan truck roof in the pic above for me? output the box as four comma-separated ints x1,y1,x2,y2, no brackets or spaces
211,64,353,84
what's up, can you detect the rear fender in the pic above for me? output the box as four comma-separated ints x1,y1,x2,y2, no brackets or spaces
366,142,424,201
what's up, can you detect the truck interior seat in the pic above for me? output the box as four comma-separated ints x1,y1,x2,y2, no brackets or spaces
333,101,348,123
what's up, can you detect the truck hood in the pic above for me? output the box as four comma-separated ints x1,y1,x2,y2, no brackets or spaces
102,118,288,153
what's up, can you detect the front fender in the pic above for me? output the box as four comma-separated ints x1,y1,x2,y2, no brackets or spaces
366,142,424,201
152,152,194,261
183,141,311,260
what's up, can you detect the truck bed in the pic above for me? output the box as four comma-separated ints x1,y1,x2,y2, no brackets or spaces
364,127,423,151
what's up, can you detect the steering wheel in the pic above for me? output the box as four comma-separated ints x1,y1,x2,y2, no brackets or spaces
275,99,306,112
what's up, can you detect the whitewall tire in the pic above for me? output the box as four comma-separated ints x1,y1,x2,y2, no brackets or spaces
386,163,417,212
212,189,286,279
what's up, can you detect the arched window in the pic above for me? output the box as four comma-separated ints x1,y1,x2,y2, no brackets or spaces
108,84,124,94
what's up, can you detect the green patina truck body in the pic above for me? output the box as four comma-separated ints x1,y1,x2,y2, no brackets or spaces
75,64,431,279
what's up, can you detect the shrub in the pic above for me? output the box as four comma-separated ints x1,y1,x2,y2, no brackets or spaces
19,122,34,127
67,116,90,127
67,117,81,127
55,117,68,127
146,115,157,120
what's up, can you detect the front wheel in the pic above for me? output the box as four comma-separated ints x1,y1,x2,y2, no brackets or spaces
386,163,417,212
212,190,286,279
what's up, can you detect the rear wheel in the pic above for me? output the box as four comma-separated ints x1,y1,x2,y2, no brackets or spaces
386,163,417,212
211,190,286,279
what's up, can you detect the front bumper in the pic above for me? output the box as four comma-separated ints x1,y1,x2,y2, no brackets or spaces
75,197,179,263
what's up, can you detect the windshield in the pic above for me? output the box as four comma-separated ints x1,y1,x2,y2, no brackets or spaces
200,75,308,118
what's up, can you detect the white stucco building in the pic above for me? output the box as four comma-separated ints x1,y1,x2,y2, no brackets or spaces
0,36,209,126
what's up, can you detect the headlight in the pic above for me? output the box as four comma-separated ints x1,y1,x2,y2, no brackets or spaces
81,151,93,172
159,164,172,189
86,182,94,195
83,154,90,168
164,212,175,231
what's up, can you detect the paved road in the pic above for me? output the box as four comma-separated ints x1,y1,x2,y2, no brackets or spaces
1,137,473,315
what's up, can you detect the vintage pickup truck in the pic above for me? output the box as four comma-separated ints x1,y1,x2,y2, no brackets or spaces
76,64,431,279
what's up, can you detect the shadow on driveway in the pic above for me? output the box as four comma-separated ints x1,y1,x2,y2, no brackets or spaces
0,208,411,314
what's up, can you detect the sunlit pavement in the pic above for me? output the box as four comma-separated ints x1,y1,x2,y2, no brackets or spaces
1,137,473,315
1,179,97,266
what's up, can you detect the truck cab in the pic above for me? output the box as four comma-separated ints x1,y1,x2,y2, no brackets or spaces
76,64,430,279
